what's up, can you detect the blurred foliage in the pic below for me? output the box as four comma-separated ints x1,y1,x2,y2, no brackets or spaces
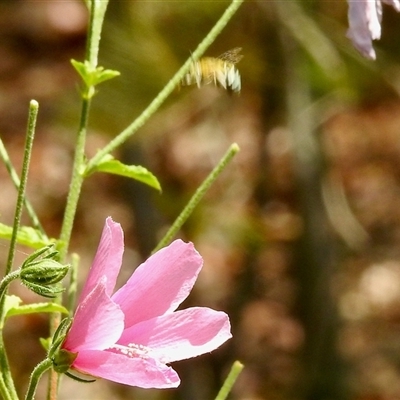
2,1,400,400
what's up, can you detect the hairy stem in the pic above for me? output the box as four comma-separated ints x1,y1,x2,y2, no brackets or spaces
154,143,240,252
25,359,53,400
5,100,39,276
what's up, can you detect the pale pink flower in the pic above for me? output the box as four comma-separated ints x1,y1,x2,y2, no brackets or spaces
347,0,400,59
62,217,231,388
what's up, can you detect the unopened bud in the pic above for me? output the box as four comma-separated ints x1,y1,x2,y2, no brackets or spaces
21,260,69,285
21,260,69,298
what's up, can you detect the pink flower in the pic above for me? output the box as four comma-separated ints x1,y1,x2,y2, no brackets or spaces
347,0,400,59
61,217,231,388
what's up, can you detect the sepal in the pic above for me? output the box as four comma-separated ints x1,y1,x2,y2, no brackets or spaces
20,245,69,297
52,349,78,374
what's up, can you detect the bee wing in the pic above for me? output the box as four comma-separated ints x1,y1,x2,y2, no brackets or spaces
228,66,241,92
218,47,243,64
215,67,227,89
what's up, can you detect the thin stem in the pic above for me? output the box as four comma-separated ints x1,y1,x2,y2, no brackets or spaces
0,138,45,235
0,102,38,400
86,0,109,68
0,270,20,305
47,98,89,400
214,361,244,400
153,143,240,252
0,286,19,400
67,254,79,314
86,0,244,172
25,358,53,400
57,98,90,262
0,372,14,400
48,2,110,398
0,336,18,400
5,100,39,276
57,0,110,262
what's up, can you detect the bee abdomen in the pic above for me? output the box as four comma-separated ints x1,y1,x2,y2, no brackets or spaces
181,58,241,93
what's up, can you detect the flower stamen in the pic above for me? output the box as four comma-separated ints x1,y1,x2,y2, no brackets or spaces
109,343,151,360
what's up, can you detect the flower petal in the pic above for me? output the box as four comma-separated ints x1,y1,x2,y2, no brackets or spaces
112,240,203,328
72,349,180,388
118,307,232,363
63,278,124,352
79,217,124,301
347,0,382,59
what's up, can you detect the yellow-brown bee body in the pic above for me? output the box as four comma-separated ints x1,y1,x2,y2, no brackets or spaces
181,48,243,93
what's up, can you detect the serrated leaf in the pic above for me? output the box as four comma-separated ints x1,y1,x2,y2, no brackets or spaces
6,302,68,319
87,158,161,191
0,223,53,249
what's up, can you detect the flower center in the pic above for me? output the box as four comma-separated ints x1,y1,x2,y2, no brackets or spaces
109,343,151,359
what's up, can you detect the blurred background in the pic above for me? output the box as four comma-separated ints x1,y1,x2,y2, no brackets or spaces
1,1,400,400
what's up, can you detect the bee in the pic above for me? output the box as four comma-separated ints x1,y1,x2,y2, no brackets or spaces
181,47,243,93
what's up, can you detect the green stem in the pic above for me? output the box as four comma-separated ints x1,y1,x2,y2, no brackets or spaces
0,270,20,305
86,0,244,172
57,98,90,261
0,371,14,400
0,101,38,400
25,359,53,400
47,98,89,400
214,361,244,400
57,0,110,262
153,143,240,252
48,3,110,399
5,100,39,276
67,254,79,314
0,335,18,400
86,0,109,68
0,138,45,235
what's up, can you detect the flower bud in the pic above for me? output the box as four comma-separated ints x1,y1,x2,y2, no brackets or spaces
21,259,69,298
21,259,69,285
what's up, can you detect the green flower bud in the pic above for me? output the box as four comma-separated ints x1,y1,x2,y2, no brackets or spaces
22,244,57,267
52,349,78,374
21,260,69,285
22,281,63,298
20,259,69,297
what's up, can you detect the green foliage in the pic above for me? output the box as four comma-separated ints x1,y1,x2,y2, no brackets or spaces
0,223,52,249
71,59,120,99
5,298,68,319
1,295,68,329
21,260,69,286
85,155,161,191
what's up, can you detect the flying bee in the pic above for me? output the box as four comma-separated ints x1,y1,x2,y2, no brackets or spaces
181,47,243,93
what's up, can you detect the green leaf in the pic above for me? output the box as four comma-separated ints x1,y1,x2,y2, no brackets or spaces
40,337,51,352
86,156,161,191
22,244,56,267
70,59,88,83
22,282,65,298
5,301,68,319
94,68,120,85
0,223,53,249
3,295,21,315
0,295,22,328
71,59,120,98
